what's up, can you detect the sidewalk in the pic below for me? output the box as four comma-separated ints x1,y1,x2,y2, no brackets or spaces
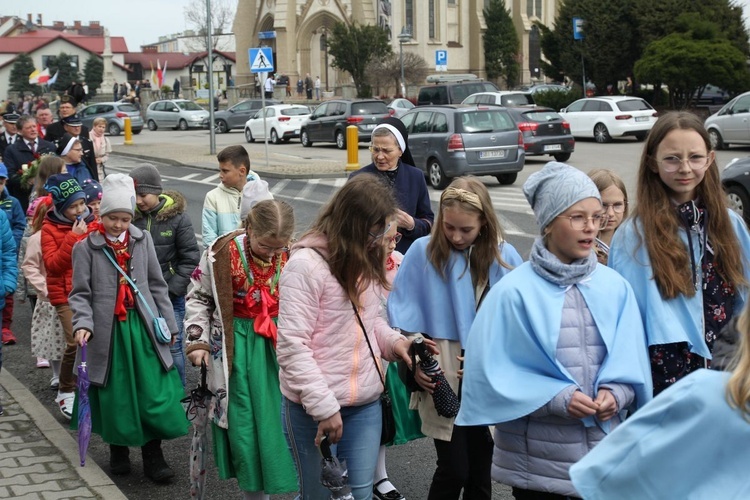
111,141,350,179
0,370,127,500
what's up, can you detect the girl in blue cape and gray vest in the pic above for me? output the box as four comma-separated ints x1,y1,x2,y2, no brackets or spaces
457,162,652,499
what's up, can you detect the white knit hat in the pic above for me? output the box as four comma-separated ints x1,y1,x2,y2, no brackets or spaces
240,178,274,220
100,173,136,217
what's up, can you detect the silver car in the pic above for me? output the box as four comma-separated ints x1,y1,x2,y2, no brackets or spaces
145,99,209,131
705,91,750,150
79,102,143,136
400,105,525,189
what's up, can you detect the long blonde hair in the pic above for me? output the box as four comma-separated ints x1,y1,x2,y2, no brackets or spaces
428,176,512,285
728,306,750,419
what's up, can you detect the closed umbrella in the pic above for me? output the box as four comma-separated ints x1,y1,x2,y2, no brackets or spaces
77,343,92,466
182,361,213,499
319,435,354,500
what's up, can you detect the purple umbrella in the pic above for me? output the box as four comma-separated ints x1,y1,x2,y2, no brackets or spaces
181,361,213,499
77,343,92,467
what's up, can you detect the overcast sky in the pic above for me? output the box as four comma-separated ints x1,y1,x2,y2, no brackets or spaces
9,0,750,52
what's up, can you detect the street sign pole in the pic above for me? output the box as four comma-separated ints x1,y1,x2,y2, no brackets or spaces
249,46,275,170
207,0,215,155
573,18,586,98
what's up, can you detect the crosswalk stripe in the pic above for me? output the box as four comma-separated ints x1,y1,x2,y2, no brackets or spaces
270,179,290,194
181,173,202,180
293,179,320,201
202,173,221,184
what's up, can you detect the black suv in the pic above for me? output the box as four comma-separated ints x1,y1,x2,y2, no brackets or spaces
300,99,391,149
208,98,281,133
417,81,499,105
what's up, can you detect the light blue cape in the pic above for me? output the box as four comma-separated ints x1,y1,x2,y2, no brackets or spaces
456,262,652,428
387,236,522,346
570,370,750,499
610,210,750,359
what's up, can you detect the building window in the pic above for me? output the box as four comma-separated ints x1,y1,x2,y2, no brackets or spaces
429,0,436,39
405,0,414,36
527,0,543,18
448,0,456,5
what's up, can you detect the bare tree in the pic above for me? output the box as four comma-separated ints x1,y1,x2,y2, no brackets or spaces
183,0,235,52
367,52,430,97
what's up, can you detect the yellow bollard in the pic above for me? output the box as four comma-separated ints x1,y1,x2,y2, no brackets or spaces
124,117,133,146
344,125,360,172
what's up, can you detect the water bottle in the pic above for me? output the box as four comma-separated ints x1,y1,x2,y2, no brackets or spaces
413,337,461,418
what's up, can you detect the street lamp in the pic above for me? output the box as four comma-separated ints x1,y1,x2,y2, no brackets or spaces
398,26,411,98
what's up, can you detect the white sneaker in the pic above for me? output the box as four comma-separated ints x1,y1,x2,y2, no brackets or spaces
50,376,59,390
55,392,75,420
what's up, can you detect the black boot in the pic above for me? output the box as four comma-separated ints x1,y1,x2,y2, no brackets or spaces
109,445,131,475
141,439,174,483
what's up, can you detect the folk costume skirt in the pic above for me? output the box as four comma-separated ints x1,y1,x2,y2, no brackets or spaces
72,310,188,446
212,318,297,493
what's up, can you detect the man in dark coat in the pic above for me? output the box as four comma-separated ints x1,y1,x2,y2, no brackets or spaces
173,78,181,99
305,73,313,99
69,81,85,106
0,113,19,160
2,115,56,212
44,95,90,145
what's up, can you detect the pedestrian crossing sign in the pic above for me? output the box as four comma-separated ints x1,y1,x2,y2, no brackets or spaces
249,47,274,73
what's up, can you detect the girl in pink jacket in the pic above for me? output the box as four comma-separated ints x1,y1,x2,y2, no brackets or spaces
277,174,420,500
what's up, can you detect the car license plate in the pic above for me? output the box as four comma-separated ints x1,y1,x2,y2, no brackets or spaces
294,129,300,134
635,116,649,122
479,150,506,159
364,123,376,130
544,144,562,152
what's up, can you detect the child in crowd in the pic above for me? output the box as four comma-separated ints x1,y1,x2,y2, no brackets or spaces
81,179,102,221
56,133,94,186
31,155,65,207
70,174,187,482
387,176,522,500
186,199,298,499
0,209,17,416
610,111,750,395
41,173,97,419
0,163,26,346
588,169,628,265
130,164,200,386
457,162,652,499
202,145,260,248
23,197,65,385
89,117,111,180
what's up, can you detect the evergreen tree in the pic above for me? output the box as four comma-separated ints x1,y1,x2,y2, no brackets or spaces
327,22,392,97
83,55,104,98
9,53,38,95
46,52,80,92
483,0,520,88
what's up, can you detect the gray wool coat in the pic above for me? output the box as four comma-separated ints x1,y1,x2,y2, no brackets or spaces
69,225,178,387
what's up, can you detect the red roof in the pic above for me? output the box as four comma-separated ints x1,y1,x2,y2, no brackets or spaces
124,50,236,70
0,29,129,54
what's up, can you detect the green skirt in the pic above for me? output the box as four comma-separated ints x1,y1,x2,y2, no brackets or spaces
385,362,425,445
72,310,189,446
212,318,297,494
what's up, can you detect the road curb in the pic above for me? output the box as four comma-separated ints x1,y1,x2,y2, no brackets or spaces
110,152,349,179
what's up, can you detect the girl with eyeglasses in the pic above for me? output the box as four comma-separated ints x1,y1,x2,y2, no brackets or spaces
610,111,750,396
388,176,522,500
587,169,629,265
456,162,652,500
185,199,298,499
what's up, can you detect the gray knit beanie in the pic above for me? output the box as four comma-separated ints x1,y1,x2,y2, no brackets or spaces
523,162,601,233
129,164,163,195
100,174,136,217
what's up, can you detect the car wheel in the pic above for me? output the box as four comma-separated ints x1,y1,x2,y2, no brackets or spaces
179,119,188,131
709,129,724,150
593,123,611,143
132,129,141,135
244,128,254,143
496,173,518,185
634,132,648,142
283,137,291,143
147,120,158,131
428,158,451,189
553,152,571,162
335,130,346,150
301,129,312,147
216,120,228,134
107,122,121,136
270,129,280,144
726,185,750,223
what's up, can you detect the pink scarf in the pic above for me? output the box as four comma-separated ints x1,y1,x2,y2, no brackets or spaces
90,130,106,157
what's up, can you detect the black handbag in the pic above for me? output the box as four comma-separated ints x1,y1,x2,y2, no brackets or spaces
352,302,396,446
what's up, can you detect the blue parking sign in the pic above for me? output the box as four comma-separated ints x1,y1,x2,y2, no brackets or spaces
436,50,448,72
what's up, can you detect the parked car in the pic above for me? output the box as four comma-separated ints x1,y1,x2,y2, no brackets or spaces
399,105,525,189
79,102,143,136
694,84,730,105
462,91,536,107
504,106,575,162
523,83,570,95
207,98,281,133
300,99,390,149
387,98,415,118
705,91,750,150
417,80,499,105
559,96,657,143
145,99,209,131
244,104,311,144
721,156,750,223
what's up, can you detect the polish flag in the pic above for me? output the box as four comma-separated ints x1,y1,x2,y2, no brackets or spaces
157,60,163,88
36,68,51,84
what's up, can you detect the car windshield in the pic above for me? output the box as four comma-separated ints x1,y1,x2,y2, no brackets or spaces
616,99,652,112
352,102,388,115
502,94,534,106
459,110,516,133
523,111,563,122
176,101,204,111
118,104,138,112
281,107,310,116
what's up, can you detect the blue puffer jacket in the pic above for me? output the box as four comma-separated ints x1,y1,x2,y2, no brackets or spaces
0,188,26,251
0,210,18,306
